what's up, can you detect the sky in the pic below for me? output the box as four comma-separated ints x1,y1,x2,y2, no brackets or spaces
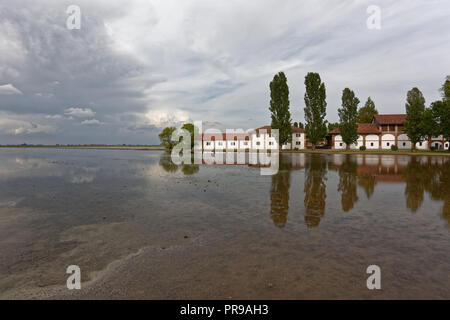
0,0,449,145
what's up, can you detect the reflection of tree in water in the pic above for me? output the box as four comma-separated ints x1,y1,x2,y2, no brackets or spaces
358,174,376,199
182,164,199,175
270,154,291,228
403,157,429,211
159,152,199,175
303,154,327,228
428,159,450,226
403,157,450,225
338,155,359,212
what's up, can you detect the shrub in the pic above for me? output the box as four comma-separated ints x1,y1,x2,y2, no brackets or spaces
430,146,436,151
391,145,398,151
359,146,366,151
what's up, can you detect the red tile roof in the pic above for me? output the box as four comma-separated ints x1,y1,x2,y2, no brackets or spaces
329,123,380,135
255,125,305,133
373,114,407,125
202,133,249,140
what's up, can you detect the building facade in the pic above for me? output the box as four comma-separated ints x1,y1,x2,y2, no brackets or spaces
329,114,449,150
202,125,306,151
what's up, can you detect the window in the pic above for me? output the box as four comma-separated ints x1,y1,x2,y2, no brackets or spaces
387,142,390,146
269,142,273,146
206,142,211,146
217,142,222,146
296,133,301,137
340,143,343,147
370,143,374,147
243,142,248,145
403,142,406,146
419,142,422,146
296,141,301,145
256,133,260,138
256,142,260,146
268,133,273,137
231,142,235,146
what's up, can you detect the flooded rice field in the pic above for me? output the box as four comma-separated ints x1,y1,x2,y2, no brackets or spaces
0,148,449,299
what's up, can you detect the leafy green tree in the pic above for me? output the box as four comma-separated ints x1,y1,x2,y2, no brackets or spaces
338,88,360,150
158,126,177,149
327,122,339,132
431,100,450,152
358,97,378,123
433,76,450,152
293,122,298,128
269,72,292,147
421,108,438,150
304,72,327,149
404,87,426,151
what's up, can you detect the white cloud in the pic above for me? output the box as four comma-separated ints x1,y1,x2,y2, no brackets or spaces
0,84,22,95
81,119,101,125
12,123,55,135
145,109,190,127
65,107,96,118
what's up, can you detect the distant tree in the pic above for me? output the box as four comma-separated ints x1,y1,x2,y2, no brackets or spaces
293,122,298,128
158,126,177,149
304,72,327,149
327,122,339,132
431,100,450,152
358,97,378,123
421,108,438,150
269,72,292,147
338,88,360,150
404,88,426,152
298,122,304,129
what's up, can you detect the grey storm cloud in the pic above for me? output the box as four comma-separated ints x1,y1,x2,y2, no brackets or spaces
0,0,449,144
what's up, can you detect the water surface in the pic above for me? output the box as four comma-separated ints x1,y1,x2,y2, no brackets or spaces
0,149,449,299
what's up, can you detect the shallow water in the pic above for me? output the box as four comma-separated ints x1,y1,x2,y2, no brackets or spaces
0,148,449,299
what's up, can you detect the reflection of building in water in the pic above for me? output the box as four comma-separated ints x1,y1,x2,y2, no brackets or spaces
270,155,292,228
304,154,327,228
329,154,450,225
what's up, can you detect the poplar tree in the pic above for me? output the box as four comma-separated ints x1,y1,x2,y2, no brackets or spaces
404,87,426,151
269,72,292,147
304,72,327,149
338,88,360,150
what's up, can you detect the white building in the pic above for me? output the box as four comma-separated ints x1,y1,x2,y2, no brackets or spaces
202,125,306,151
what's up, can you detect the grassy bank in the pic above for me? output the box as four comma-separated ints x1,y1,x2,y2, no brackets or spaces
281,149,450,156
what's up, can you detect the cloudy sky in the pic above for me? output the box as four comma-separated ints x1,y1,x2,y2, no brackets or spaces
0,0,449,144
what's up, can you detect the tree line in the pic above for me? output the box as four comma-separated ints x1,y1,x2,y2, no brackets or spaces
269,72,449,151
